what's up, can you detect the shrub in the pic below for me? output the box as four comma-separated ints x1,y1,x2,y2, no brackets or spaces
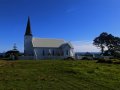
97,59,113,64
113,60,120,64
113,61,120,64
81,57,87,60
81,57,91,60
64,57,75,60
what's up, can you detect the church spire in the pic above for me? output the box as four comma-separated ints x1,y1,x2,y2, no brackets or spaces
25,17,32,36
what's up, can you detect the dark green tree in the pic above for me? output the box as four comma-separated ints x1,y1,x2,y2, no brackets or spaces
93,32,108,55
93,32,120,56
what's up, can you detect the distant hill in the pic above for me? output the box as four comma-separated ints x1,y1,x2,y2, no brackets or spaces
75,52,100,56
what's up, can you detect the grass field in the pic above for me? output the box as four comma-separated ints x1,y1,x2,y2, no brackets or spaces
0,60,120,90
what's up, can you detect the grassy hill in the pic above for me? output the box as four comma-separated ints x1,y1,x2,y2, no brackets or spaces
0,60,120,90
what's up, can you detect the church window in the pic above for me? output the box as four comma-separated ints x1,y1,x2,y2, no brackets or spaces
66,50,69,55
43,50,45,56
52,50,54,56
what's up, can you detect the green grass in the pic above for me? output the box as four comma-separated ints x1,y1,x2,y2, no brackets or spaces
0,60,120,90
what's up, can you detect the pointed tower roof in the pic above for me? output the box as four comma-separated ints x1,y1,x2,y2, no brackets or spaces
25,17,32,36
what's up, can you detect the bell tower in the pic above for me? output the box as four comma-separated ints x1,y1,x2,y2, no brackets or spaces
24,17,33,56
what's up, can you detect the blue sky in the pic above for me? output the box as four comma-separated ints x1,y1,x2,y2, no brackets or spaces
0,0,120,52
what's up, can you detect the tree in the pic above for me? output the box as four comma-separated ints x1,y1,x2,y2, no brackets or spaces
93,32,120,56
93,32,108,55
113,37,120,51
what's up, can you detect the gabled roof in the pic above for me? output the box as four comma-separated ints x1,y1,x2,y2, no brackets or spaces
25,17,32,36
32,38,65,48
60,42,74,49
66,42,74,49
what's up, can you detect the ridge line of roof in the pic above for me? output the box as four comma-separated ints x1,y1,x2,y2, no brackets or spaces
32,37,65,41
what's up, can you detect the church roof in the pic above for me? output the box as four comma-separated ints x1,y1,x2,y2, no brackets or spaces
25,17,32,36
60,42,74,49
32,38,65,48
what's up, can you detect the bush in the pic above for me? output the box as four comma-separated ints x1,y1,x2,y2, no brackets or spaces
112,59,120,64
81,57,91,60
64,57,75,60
97,59,113,64
113,61,120,64
113,52,120,59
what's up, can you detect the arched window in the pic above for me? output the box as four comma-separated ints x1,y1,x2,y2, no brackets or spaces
66,50,69,55
43,50,45,56
52,50,54,56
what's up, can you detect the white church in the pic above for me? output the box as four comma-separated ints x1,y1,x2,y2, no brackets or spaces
23,17,74,60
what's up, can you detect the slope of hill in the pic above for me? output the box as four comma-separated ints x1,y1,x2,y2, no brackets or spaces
0,60,120,90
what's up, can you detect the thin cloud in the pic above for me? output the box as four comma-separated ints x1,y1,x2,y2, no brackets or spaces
71,41,100,52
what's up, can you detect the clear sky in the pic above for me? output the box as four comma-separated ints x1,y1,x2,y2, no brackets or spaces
0,0,120,52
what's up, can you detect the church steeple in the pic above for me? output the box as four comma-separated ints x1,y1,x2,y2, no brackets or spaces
25,17,32,36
